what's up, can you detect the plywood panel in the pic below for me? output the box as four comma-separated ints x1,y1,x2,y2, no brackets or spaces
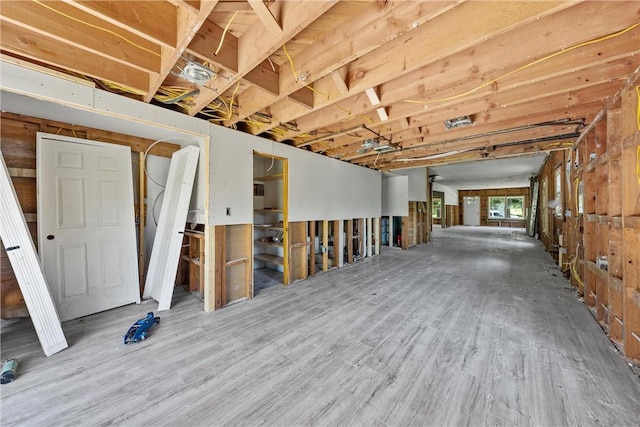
289,221,308,282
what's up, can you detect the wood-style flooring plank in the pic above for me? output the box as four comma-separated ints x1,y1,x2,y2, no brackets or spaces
1,226,639,426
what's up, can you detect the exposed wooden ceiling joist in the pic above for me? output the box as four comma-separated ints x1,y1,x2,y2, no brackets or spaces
1,0,638,171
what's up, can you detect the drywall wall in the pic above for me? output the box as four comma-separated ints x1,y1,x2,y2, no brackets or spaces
0,90,208,223
395,167,427,201
0,61,382,228
381,174,409,216
209,125,381,225
433,182,459,206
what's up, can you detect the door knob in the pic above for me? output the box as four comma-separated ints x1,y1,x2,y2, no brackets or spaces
46,235,55,240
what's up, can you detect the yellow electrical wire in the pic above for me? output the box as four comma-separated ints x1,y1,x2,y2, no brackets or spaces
227,81,241,120
33,0,160,58
636,145,640,186
215,10,239,56
335,103,351,114
306,84,330,100
404,22,640,106
636,86,640,130
100,80,147,96
282,43,299,82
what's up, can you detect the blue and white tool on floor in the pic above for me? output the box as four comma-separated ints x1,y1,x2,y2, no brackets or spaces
123,312,160,344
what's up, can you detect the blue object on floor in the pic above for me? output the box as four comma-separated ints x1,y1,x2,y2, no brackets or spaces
123,312,160,344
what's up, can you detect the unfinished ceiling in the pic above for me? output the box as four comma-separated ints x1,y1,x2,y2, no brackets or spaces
1,1,638,171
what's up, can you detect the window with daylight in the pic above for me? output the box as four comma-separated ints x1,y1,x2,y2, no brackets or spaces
489,196,524,219
488,197,505,218
432,198,441,219
506,196,524,219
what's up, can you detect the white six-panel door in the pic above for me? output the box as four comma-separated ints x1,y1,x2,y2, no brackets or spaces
37,133,140,321
463,196,481,226
143,145,199,311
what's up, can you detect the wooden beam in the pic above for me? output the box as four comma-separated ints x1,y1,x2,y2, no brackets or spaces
247,0,282,35
575,64,640,147
254,0,579,136
326,70,627,159
0,20,150,93
243,62,279,96
287,86,314,110
284,30,639,143
257,1,634,138
188,0,336,116
186,19,238,74
231,1,458,125
146,0,220,102
1,1,161,73
331,69,349,94
68,0,179,47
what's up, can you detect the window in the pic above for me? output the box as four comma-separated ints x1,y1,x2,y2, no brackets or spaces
488,196,525,219
488,197,505,218
506,196,524,219
432,198,441,219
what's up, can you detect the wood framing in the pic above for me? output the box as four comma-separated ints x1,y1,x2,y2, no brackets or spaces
536,79,640,362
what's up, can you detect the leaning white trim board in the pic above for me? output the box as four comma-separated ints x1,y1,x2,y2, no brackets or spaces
143,145,200,310
0,155,68,356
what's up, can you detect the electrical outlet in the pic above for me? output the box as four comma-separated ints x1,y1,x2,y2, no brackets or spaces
226,207,231,216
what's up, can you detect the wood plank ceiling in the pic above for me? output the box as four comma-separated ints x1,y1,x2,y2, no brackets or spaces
1,1,639,171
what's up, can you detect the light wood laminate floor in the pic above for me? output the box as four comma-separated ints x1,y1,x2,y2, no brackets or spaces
2,226,639,426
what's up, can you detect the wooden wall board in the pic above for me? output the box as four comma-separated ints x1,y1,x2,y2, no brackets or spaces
289,221,309,282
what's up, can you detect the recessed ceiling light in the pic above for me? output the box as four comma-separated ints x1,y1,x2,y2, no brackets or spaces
179,61,215,85
443,115,474,130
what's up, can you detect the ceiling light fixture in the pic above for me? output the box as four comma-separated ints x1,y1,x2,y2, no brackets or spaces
178,60,216,85
443,115,474,130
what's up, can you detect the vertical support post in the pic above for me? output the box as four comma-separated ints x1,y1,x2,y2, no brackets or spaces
245,224,253,298
309,220,316,276
374,217,381,255
366,218,372,257
337,220,344,267
347,219,354,264
322,220,329,271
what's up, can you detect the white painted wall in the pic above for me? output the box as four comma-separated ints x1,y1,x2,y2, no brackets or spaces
395,167,427,201
209,125,381,225
433,182,459,206
1,61,382,230
381,174,409,216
